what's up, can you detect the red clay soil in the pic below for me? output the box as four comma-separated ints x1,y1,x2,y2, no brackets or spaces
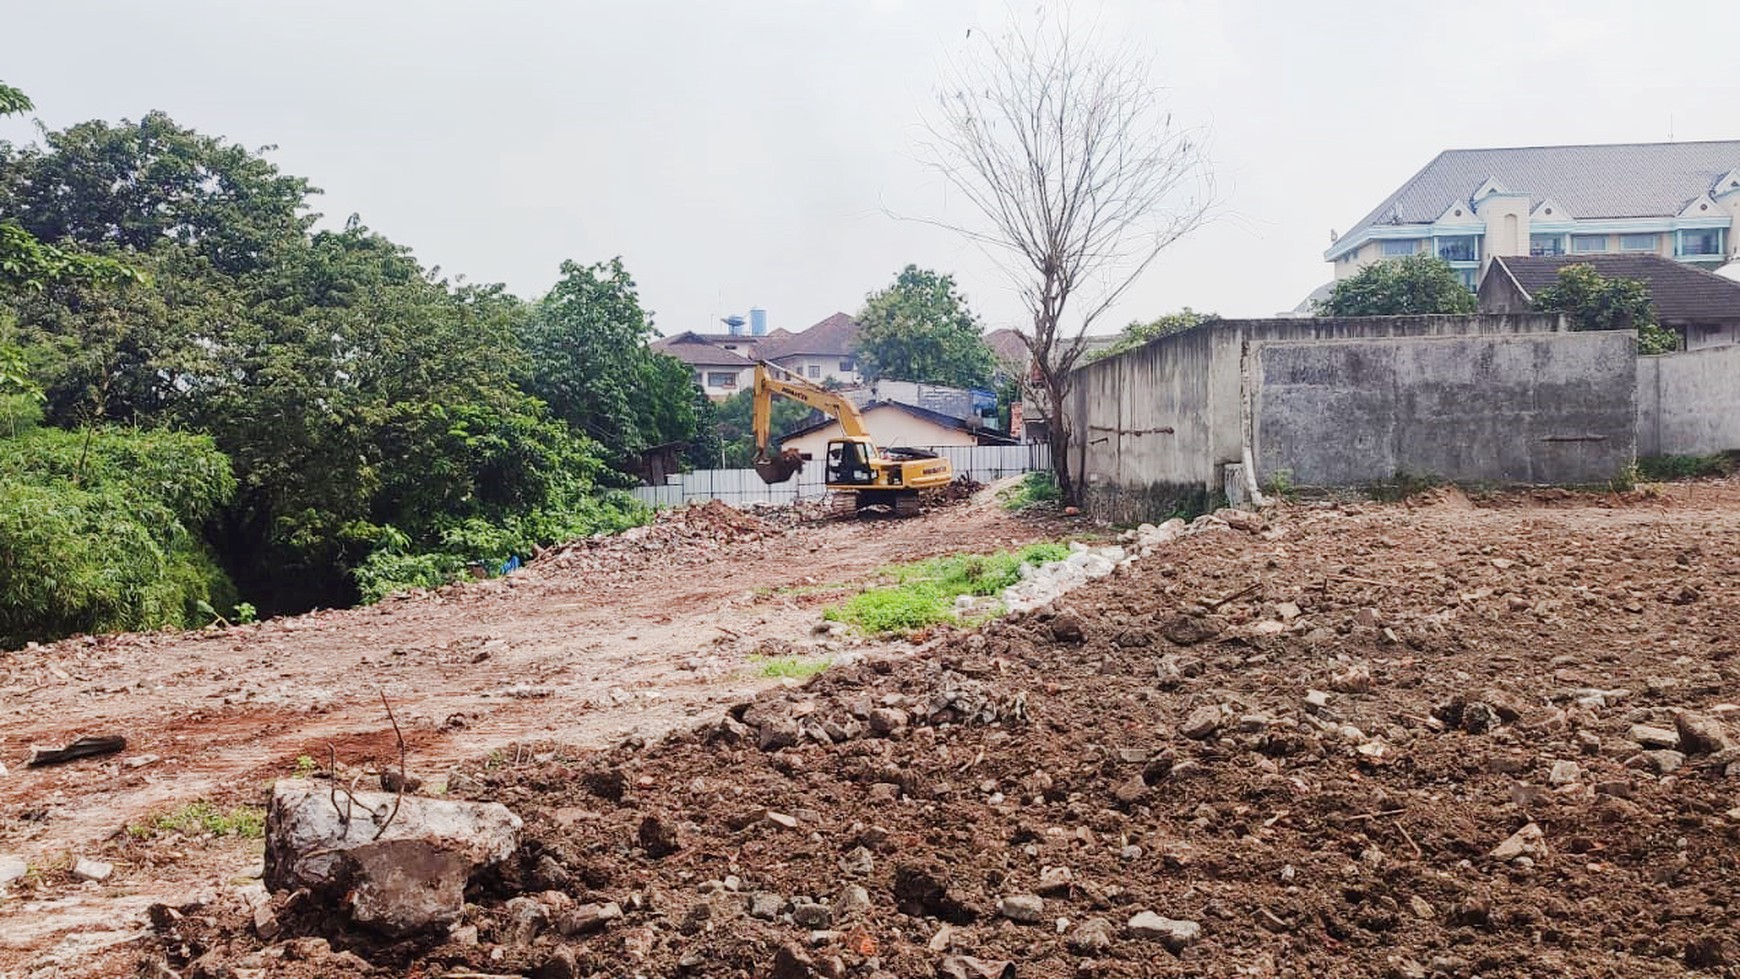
0,496,1056,975
124,480,1740,979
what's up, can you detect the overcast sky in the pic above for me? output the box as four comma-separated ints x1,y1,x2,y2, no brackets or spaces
3,1,1733,335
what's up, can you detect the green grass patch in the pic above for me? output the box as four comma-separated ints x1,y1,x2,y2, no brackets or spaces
998,471,1061,511
1366,469,1444,503
751,655,832,679
826,542,1072,636
129,801,266,840
1635,452,1738,482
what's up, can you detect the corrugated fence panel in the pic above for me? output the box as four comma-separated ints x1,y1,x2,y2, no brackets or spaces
630,443,1051,507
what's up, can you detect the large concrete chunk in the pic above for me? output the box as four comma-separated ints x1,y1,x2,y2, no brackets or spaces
264,779,521,937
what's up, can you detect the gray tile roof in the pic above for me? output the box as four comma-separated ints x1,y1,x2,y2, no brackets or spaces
1488,254,1740,324
1345,140,1740,240
650,332,756,367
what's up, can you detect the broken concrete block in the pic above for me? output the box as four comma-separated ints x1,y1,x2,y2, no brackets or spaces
71,857,113,882
262,779,520,937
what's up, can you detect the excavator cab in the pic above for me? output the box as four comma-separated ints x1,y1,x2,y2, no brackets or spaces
825,438,875,486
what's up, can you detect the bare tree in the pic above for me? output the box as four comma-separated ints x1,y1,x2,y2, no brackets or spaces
920,12,1212,506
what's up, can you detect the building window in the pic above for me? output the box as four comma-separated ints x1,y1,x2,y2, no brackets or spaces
1457,268,1478,291
1436,236,1478,262
1678,229,1725,256
693,371,703,385
839,358,855,372
1620,234,1658,252
1530,234,1564,256
1571,234,1609,253
1380,239,1419,257
807,364,821,379
706,371,737,389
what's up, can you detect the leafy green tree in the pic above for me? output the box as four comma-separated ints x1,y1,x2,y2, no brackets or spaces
0,84,141,295
1091,308,1217,361
1531,263,1677,354
1318,255,1476,316
0,111,315,275
855,265,996,387
520,257,702,467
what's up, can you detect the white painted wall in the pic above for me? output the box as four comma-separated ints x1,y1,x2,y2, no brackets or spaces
781,404,979,459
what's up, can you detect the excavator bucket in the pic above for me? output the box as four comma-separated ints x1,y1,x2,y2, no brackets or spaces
753,448,807,484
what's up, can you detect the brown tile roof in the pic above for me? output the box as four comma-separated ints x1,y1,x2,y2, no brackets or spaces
758,313,861,359
1489,254,1740,324
985,328,1031,366
650,332,756,367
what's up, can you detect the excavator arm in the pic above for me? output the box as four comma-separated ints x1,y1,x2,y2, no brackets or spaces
751,363,870,483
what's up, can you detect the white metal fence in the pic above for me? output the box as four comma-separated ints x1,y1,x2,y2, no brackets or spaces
630,442,1052,507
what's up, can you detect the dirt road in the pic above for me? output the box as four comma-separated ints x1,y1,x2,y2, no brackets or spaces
0,496,1050,974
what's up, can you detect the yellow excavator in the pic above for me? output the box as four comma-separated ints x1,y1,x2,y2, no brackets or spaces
750,363,953,516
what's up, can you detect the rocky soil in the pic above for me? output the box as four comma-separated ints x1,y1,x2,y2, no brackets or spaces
31,481,1740,977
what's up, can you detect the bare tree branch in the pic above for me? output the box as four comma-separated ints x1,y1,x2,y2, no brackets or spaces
915,10,1214,504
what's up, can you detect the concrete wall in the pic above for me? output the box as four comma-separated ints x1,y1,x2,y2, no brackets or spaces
1253,332,1637,487
1636,344,1740,457
1067,313,1569,521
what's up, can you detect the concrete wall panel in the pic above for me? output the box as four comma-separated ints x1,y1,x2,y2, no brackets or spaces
1637,345,1740,457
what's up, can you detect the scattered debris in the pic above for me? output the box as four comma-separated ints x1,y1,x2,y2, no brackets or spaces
25,734,126,767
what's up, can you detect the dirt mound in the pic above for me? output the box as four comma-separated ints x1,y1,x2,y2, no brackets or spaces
141,495,1740,977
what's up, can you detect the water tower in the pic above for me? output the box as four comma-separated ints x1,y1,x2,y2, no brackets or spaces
749,307,768,336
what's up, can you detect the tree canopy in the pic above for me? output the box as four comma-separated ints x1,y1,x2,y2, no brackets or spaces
854,265,995,388
1317,255,1476,316
1532,263,1677,354
0,106,703,642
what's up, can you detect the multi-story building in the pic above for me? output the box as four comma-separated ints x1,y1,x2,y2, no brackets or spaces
1324,140,1740,292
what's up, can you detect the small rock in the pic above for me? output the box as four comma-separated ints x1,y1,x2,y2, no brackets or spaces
938,955,1016,979
1036,865,1072,898
748,892,784,920
769,943,816,979
1642,749,1686,773
1112,774,1149,805
1049,613,1086,643
1127,910,1201,951
837,846,874,876
530,946,578,979
1576,731,1601,755
1159,614,1222,647
1490,822,1545,862
1548,760,1581,786
1303,689,1333,713
638,814,683,857
758,718,802,752
999,894,1044,924
1237,713,1273,733
251,902,281,940
836,884,872,916
867,708,909,735
0,854,26,886
1685,935,1734,969
71,857,113,882
792,900,831,929
1629,724,1680,750
1179,706,1221,740
1066,917,1115,953
1408,895,1435,919
765,810,800,830
1674,711,1729,754
558,901,623,936
1459,701,1500,735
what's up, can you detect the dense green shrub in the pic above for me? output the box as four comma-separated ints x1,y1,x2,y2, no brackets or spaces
0,427,237,646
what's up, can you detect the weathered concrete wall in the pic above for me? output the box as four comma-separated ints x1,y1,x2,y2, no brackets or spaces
1253,332,1637,487
1637,345,1740,457
1068,314,1569,521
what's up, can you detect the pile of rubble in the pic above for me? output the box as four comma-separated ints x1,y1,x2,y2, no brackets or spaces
142,492,1740,976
